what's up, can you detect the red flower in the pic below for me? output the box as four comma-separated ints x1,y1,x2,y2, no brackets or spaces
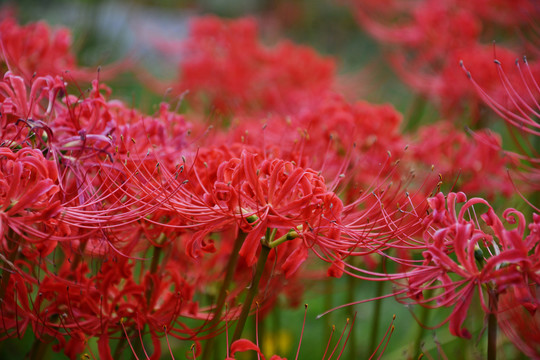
148,16,335,115
498,286,540,358
463,56,540,203
347,0,540,117
0,16,127,82
395,192,539,339
179,149,344,268
0,147,63,255
411,121,516,199
0,17,75,80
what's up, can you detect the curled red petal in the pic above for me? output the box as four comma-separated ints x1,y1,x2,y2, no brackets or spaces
230,339,266,360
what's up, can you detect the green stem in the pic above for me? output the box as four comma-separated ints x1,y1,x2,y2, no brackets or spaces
258,306,266,355
268,226,300,248
232,245,271,343
145,245,163,306
324,277,334,346
130,243,164,360
368,280,384,357
412,300,430,358
273,301,281,354
213,232,247,323
201,232,246,360
130,327,145,360
149,244,163,275
487,291,498,360
29,336,50,360
347,275,356,360
113,336,128,359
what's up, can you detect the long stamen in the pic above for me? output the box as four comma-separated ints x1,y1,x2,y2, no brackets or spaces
369,314,396,360
327,317,350,360
377,324,394,360
65,286,87,333
83,339,98,360
336,313,356,360
136,313,150,360
120,318,140,360
295,304,308,360
163,325,176,360
322,325,336,360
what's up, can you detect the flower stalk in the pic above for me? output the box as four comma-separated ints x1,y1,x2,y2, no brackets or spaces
487,290,498,360
201,231,246,360
368,280,384,357
267,226,301,248
29,334,51,360
231,238,272,343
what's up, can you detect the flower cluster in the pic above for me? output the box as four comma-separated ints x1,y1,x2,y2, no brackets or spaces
0,5,539,360
147,16,335,116
0,14,407,359
347,0,540,119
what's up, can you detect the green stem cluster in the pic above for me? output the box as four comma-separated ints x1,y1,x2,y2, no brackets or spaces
201,232,246,360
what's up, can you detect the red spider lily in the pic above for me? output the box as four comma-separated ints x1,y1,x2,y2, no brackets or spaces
278,94,406,187
8,7,539,359
351,0,480,50
121,133,412,342
346,0,540,117
393,192,540,339
498,286,540,358
0,17,75,80
0,147,63,255
6,243,212,360
200,93,410,203
143,16,335,116
0,71,190,242
178,149,345,268
187,145,422,274
0,73,115,169
0,72,62,118
394,44,539,119
410,120,516,198
463,56,540,204
0,72,64,148
0,71,214,359
0,16,127,82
